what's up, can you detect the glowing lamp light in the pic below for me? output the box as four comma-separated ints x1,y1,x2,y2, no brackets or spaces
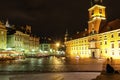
56,42,60,47
6,48,12,50
32,49,35,52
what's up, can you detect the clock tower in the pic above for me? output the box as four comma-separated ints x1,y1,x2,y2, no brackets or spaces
88,0,106,35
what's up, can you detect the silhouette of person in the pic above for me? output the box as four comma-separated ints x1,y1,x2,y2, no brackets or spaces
106,64,114,73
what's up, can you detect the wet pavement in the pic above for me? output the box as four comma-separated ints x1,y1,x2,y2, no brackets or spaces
0,56,105,72
0,72,100,80
1,57,120,80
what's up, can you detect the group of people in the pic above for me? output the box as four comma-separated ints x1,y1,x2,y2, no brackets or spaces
106,57,119,74
107,57,113,64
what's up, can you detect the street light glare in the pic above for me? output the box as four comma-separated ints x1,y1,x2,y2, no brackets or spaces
56,42,60,47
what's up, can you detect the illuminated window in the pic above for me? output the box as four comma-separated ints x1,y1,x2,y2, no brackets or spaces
105,49,107,53
111,34,114,38
1,31,4,34
105,41,107,45
111,43,114,48
82,47,84,50
112,52,114,55
99,9,102,14
119,42,120,48
118,33,120,37
99,36,102,40
101,51,102,54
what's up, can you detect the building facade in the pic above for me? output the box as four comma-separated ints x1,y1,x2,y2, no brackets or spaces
29,35,40,53
0,22,7,50
7,25,40,54
65,0,120,59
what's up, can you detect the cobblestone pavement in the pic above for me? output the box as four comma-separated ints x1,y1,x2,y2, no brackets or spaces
0,72,100,80
0,57,105,72
0,59,120,80
92,73,120,80
103,59,120,71
93,59,120,80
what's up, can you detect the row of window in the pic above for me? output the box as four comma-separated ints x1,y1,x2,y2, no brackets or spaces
100,32,120,39
91,9,103,15
100,41,120,48
70,40,87,44
111,43,120,48
66,32,120,47
101,50,120,56
71,46,88,50
71,41,120,50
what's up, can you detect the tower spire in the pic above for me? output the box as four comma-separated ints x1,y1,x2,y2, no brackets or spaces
91,0,93,6
5,19,10,27
91,0,103,6
64,28,68,42
65,28,68,35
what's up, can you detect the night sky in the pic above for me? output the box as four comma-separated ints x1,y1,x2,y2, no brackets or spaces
0,0,120,41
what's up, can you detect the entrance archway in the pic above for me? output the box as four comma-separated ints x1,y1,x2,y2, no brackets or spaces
92,51,95,58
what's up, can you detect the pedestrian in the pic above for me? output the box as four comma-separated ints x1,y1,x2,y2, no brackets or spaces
110,57,113,63
106,58,109,64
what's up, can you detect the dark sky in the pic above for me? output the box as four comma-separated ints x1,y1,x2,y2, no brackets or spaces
0,0,120,41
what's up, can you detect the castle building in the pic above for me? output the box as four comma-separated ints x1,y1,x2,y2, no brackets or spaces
65,0,120,59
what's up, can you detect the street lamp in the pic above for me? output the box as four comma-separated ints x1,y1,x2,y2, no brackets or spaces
56,42,60,48
56,42,60,55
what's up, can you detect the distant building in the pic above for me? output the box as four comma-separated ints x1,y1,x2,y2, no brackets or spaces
29,35,40,53
39,37,62,55
6,23,40,54
40,43,51,53
39,37,53,54
65,0,120,59
0,22,7,50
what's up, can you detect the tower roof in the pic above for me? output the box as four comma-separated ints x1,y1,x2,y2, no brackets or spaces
88,4,105,11
100,19,120,33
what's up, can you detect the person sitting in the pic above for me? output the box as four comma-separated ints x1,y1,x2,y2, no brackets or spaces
106,64,114,73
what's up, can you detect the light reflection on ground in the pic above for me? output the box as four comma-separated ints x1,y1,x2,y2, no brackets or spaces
0,56,104,72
